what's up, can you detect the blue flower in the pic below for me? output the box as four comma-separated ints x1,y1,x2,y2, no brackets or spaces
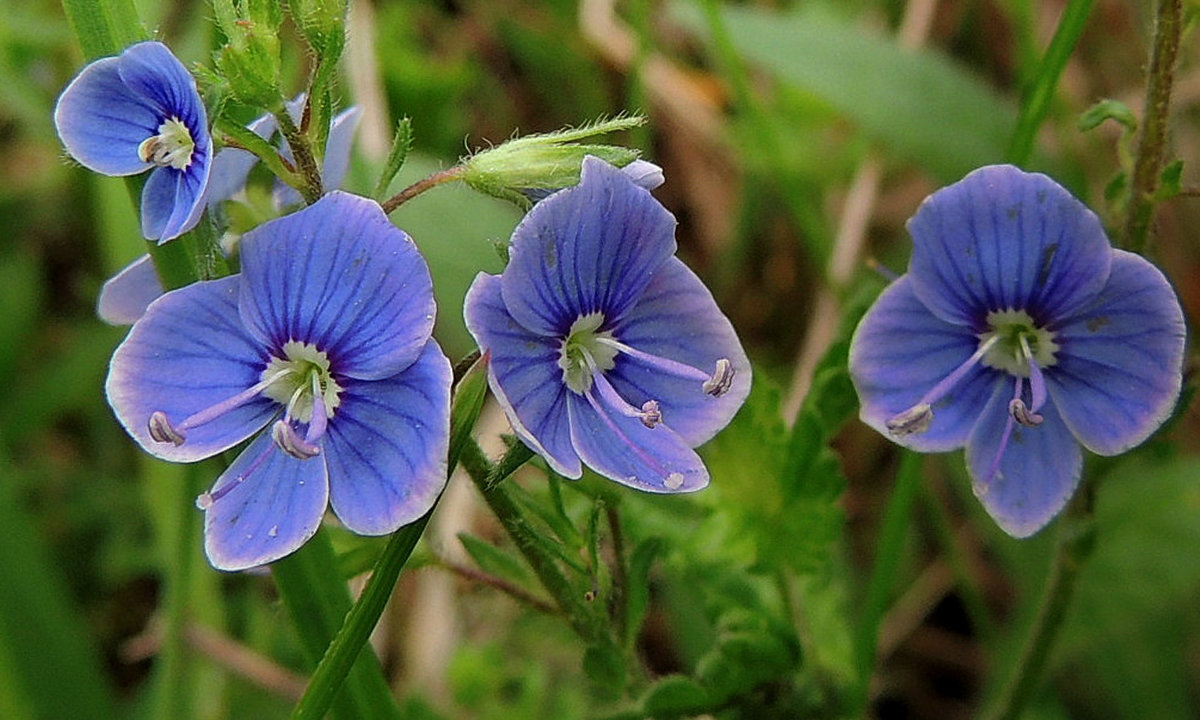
55,41,211,242
850,165,1186,537
106,192,451,570
98,97,363,326
464,157,750,492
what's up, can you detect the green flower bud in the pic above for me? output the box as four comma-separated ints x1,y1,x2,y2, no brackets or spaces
213,0,284,108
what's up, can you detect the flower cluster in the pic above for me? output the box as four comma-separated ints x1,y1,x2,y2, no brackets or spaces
61,42,751,569
850,165,1185,536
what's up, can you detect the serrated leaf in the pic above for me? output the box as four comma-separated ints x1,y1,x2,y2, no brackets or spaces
457,532,533,586
675,2,1015,181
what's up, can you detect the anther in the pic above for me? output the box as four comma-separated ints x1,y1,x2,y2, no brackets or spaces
148,411,186,445
1009,398,1044,427
703,358,735,396
639,400,662,429
886,403,934,436
272,420,321,459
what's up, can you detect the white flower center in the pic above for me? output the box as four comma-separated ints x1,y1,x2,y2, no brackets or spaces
978,309,1058,377
261,341,343,422
138,117,196,170
559,312,618,393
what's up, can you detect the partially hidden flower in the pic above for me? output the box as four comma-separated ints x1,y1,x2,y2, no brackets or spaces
520,159,664,203
464,156,750,492
55,41,211,242
99,96,363,326
106,191,451,570
849,165,1185,537
207,93,362,210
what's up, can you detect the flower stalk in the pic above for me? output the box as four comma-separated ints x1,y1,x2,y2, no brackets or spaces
273,108,324,204
1123,0,1182,254
380,165,466,213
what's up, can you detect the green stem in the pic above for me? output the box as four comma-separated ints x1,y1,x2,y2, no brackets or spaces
272,530,402,720
60,0,146,60
289,518,429,720
153,463,205,720
216,117,307,192
380,166,466,214
274,110,324,205
853,450,923,711
1123,0,1182,254
461,440,603,643
982,487,1097,720
1006,0,1095,166
919,484,996,644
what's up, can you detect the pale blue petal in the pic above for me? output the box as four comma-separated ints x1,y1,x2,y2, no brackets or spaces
238,192,435,380
203,431,329,571
141,159,210,242
207,112,278,206
500,156,677,336
966,385,1081,538
849,276,1003,451
908,165,1111,325
1046,250,1186,454
54,55,156,176
606,257,750,446
324,340,451,534
116,42,205,129
567,392,708,493
621,160,665,191
106,276,275,462
464,273,581,477
97,254,163,325
272,105,362,209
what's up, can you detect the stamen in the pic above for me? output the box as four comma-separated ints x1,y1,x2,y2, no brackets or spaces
702,358,735,397
149,411,185,445
195,441,277,509
148,369,295,446
885,335,999,436
595,337,734,396
138,117,195,170
588,362,665,429
886,403,933,435
272,420,321,459
582,384,681,489
1008,376,1043,427
305,376,330,444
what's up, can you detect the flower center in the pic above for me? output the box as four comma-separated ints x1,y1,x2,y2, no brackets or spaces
261,341,343,423
559,312,618,393
977,309,1058,377
138,117,195,170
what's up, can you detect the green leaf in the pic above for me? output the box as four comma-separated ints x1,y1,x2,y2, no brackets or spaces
675,2,1016,181
1078,98,1138,133
458,532,534,586
640,675,711,718
625,537,664,649
1154,159,1184,201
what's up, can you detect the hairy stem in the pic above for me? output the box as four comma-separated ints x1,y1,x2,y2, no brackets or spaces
380,166,466,213
1123,0,1182,254
274,110,324,205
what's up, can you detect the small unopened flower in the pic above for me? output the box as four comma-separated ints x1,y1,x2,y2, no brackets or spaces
850,165,1185,537
55,41,211,242
465,157,750,492
107,192,451,570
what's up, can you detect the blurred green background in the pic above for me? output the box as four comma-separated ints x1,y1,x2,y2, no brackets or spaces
1,0,1199,718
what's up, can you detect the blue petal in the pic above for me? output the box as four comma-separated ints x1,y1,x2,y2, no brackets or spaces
606,257,750,447
324,340,451,534
54,55,157,176
106,276,276,462
237,192,435,380
141,160,210,242
464,273,581,476
500,156,677,336
203,431,330,571
116,42,206,130
567,391,708,492
207,112,278,206
849,275,1003,451
1046,250,1186,454
908,165,1112,325
97,254,163,325
965,385,1081,537
622,160,665,191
